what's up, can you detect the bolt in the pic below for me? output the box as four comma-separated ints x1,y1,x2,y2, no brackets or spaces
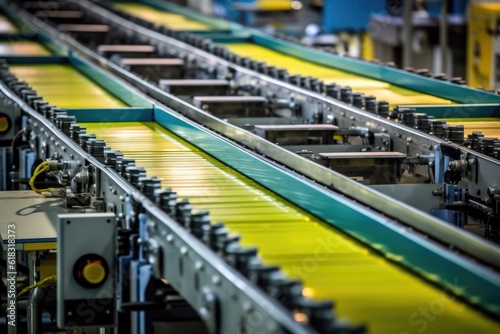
242,302,252,312
195,261,203,270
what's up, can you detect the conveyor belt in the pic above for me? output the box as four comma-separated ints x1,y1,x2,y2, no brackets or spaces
0,13,16,33
9,64,127,108
446,119,500,138
112,3,211,31
2,6,497,330
0,10,49,55
80,121,499,334
222,43,452,107
105,2,500,143
0,41,50,55
247,0,298,11
109,2,452,107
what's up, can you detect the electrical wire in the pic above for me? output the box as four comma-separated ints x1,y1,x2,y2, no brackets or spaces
10,127,30,170
28,161,55,194
17,274,57,298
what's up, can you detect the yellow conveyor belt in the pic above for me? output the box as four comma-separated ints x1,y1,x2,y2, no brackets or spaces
222,43,452,107
445,119,500,139
251,0,299,11
9,64,127,108
0,14,17,33
0,41,51,56
5,44,498,333
112,3,211,31
109,3,452,107
107,2,500,142
80,121,499,334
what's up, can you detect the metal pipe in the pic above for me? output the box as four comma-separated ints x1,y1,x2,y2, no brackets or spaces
28,252,37,286
27,252,39,334
440,0,449,76
403,0,414,69
27,287,44,334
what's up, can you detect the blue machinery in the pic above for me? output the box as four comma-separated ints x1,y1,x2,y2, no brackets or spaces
0,0,499,333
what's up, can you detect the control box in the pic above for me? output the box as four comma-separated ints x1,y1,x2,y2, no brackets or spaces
57,213,116,329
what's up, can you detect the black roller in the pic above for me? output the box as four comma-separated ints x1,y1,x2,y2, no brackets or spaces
175,199,193,228
340,86,353,104
190,210,211,239
157,188,178,215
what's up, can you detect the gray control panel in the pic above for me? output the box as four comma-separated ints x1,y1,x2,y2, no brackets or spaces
57,212,116,329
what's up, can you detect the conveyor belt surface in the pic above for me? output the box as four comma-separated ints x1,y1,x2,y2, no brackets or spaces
82,121,499,334
103,2,500,142
250,0,298,11
109,2,453,107
222,43,452,107
0,41,50,55
445,119,500,138
9,64,127,108
0,13,16,33
112,3,211,31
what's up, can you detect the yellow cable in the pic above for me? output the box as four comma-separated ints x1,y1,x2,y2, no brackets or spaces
29,161,55,194
17,274,57,298
33,161,48,174
29,165,48,193
29,162,46,192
